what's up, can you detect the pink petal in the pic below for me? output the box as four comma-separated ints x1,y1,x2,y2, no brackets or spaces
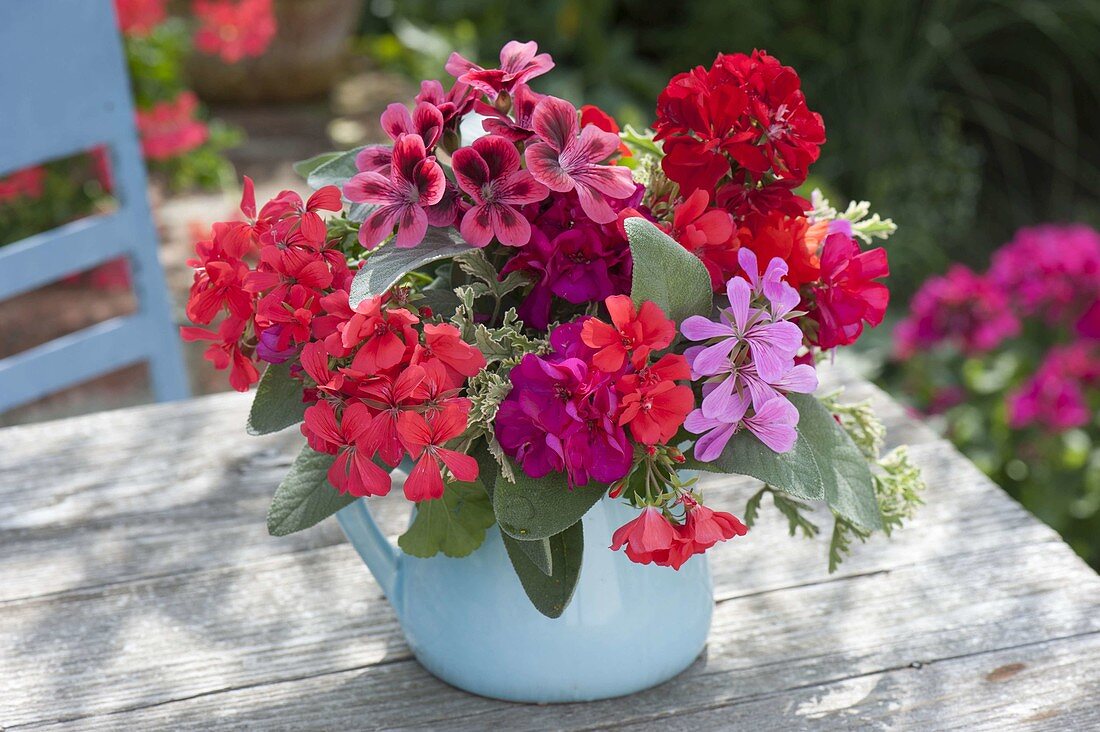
451,146,491,198
570,124,621,165
746,397,799,453
391,134,429,190
411,102,444,148
573,163,636,200
574,182,617,224
358,205,402,249
532,96,578,152
380,103,413,141
490,204,532,246
772,363,818,394
394,205,428,248
473,134,520,178
725,277,753,332
694,421,738,462
444,51,477,78
524,142,573,192
460,205,494,248
701,375,750,422
680,316,736,342
691,338,738,376
499,40,537,71
356,145,393,174
413,158,447,207
343,171,398,205
495,170,549,205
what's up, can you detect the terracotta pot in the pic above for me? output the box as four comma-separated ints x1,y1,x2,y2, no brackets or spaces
186,0,363,104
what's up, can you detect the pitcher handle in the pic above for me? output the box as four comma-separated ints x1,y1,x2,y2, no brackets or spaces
336,499,401,614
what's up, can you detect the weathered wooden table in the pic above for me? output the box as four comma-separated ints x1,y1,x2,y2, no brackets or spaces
2,371,1099,730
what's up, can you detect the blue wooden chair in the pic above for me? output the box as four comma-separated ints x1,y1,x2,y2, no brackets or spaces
0,0,189,413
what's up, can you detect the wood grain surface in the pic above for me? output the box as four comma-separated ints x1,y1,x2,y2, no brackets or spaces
1,369,1097,730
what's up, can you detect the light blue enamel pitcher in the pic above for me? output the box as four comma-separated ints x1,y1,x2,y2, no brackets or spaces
336,477,714,703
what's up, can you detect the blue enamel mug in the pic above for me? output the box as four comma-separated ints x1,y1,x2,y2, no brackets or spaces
336,479,714,703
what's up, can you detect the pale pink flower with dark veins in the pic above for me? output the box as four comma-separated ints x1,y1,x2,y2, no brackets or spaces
343,134,445,249
524,96,636,224
445,40,554,100
451,135,549,247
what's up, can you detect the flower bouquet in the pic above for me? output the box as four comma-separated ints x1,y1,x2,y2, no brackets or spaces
182,41,924,701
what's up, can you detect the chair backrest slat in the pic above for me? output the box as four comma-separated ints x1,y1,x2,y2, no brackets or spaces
0,0,189,414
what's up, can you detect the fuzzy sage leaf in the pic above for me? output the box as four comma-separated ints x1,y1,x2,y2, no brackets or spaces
349,229,472,308
266,446,353,536
502,521,583,618
624,217,713,324
247,362,306,436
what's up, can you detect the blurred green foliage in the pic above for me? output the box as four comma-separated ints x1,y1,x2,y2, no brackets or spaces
360,0,1100,301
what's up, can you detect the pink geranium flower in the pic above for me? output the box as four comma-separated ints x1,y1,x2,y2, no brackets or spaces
381,102,445,150
446,40,554,100
451,135,548,246
524,96,637,224
343,134,446,249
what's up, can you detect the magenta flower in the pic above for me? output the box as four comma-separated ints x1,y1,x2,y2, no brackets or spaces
446,40,554,100
495,321,632,487
415,79,475,132
451,135,549,247
524,96,637,224
343,134,446,249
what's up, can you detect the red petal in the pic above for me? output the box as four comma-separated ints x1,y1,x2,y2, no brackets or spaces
452,146,491,198
240,176,256,220
307,186,343,212
437,448,478,482
404,453,444,501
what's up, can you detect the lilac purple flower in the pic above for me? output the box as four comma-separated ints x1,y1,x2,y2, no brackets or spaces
680,250,816,460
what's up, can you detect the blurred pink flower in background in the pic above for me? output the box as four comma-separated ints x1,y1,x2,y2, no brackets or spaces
192,0,277,63
136,92,210,161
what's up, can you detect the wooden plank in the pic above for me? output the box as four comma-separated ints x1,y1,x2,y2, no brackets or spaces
0,429,1040,605
607,633,1100,731
0,494,1094,729
12,540,1095,731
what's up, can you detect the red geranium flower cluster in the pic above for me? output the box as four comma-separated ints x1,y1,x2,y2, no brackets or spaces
180,177,347,391
654,50,824,211
300,295,485,501
611,498,748,569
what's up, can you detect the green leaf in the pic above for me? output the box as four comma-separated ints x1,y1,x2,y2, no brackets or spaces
502,521,583,618
511,536,553,574
493,471,605,541
293,151,342,180
683,393,883,530
247,362,306,436
266,446,354,536
397,481,496,558
790,393,882,530
305,146,364,190
348,229,472,308
416,288,463,320
624,217,713,324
